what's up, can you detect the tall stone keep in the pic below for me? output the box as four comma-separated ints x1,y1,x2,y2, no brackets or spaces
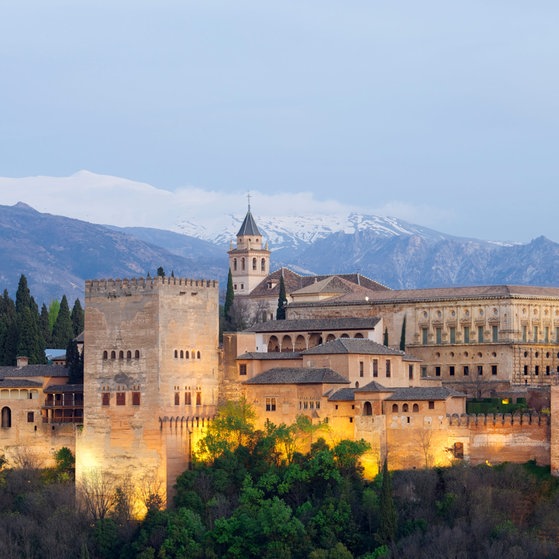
228,205,270,296
76,276,219,513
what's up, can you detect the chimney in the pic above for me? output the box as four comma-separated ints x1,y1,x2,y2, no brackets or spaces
16,356,29,369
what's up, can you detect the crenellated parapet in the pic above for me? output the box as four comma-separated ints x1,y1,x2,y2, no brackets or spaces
85,277,218,298
447,412,550,427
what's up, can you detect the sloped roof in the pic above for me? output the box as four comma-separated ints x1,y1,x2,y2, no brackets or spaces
0,364,68,379
44,384,84,393
237,210,261,237
355,381,394,393
237,352,302,360
303,338,404,356
248,268,389,299
244,367,350,385
327,388,356,401
0,379,42,388
385,386,466,401
248,317,380,333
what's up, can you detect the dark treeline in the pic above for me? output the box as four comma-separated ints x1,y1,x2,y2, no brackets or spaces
3,402,559,558
0,274,83,370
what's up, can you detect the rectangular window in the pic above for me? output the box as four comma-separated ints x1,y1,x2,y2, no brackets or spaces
535,365,540,376
372,359,378,378
428,401,435,410
436,327,442,345
477,365,483,376
449,365,455,377
464,326,470,344
196,391,202,406
435,366,441,377
534,326,538,342
185,391,192,405
27,411,34,423
556,326,559,343
174,393,180,405
116,392,126,406
545,326,550,343
421,366,427,377
491,365,498,376
492,325,498,342
546,366,551,376
450,327,456,344
463,365,469,376
132,392,141,406
422,328,428,345
478,326,484,343
523,365,528,376
359,361,364,377
102,392,110,406
522,325,527,342
265,397,277,412
239,364,247,376
408,364,414,380
386,360,391,378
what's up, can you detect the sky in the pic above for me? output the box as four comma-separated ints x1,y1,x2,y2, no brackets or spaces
0,1,558,242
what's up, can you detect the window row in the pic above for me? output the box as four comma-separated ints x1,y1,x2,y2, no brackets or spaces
390,401,435,413
101,391,141,406
521,325,559,343
174,390,202,406
523,365,559,376
174,349,202,359
232,257,266,272
371,359,391,378
422,325,500,345
102,350,141,360
299,400,321,411
267,333,365,352
422,365,499,377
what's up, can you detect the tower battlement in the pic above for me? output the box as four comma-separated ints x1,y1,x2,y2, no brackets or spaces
85,277,219,298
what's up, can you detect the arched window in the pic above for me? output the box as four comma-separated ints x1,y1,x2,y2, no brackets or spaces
180,350,184,359
174,350,178,358
185,350,189,359
326,334,336,342
354,333,364,339
1,406,11,428
252,258,257,270
355,381,360,388
294,335,306,351
403,403,409,412
110,351,116,360
268,336,280,352
261,258,266,271
119,351,124,360
391,404,398,413
197,351,201,359
241,258,245,271
126,350,132,359
102,351,108,360
281,335,293,352
412,403,419,412
233,258,237,271
340,333,350,338
363,402,373,416
135,350,140,359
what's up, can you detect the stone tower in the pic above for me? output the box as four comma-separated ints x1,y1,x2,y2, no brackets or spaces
76,276,219,514
228,204,270,296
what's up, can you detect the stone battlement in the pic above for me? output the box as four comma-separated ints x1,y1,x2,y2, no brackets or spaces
447,412,549,427
85,276,219,297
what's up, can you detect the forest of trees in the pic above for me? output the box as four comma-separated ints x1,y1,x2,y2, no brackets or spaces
0,274,83,369
2,401,559,558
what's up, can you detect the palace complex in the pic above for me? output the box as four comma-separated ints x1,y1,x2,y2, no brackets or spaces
2,206,559,513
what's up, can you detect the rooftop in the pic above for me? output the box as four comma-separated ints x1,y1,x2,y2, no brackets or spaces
244,367,350,385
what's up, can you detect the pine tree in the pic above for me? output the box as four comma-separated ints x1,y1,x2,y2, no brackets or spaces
276,273,286,320
71,298,85,337
224,269,234,324
51,295,74,349
399,315,406,352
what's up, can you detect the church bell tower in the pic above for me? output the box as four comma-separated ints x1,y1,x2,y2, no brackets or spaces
228,199,270,296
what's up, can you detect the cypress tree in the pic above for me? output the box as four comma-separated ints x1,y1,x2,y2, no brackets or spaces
276,272,286,320
399,315,406,352
51,295,74,349
40,303,51,346
383,327,389,346
224,269,234,324
66,338,84,384
71,298,85,337
14,276,46,364
0,290,17,365
377,458,397,546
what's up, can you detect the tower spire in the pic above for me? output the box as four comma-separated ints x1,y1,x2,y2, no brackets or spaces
247,191,251,212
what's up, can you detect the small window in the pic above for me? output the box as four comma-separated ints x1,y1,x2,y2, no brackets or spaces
111,351,116,360
463,365,469,376
197,351,201,359
492,325,498,342
478,365,483,376
386,360,391,378
373,359,378,378
127,350,132,359
185,391,192,405
132,392,141,406
492,365,498,376
408,364,414,380
412,403,419,413
453,442,464,459
27,411,34,423
435,366,441,377
102,351,108,360
119,351,124,360
392,403,398,413
239,364,247,376
196,391,202,406
464,327,470,344
428,401,435,410
174,393,180,406
402,403,409,412
265,397,277,412
359,361,364,377
102,393,110,406
449,365,455,377
116,392,126,406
